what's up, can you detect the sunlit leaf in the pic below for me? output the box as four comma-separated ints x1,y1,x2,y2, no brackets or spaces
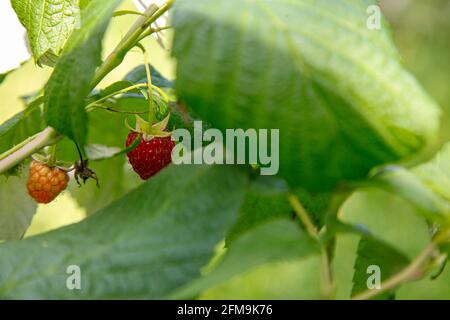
0,164,247,298
44,0,122,146
173,0,440,191
11,0,81,66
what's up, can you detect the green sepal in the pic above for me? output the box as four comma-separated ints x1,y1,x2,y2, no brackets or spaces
31,153,73,171
125,114,172,141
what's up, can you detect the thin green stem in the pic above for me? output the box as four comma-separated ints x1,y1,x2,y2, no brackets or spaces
288,194,318,238
288,194,335,299
0,128,62,174
137,44,154,124
319,247,334,300
91,0,174,88
86,83,147,111
92,4,156,88
48,145,57,166
325,190,352,261
85,82,169,112
353,228,450,300
353,242,435,300
0,133,40,161
138,25,173,42
113,10,146,17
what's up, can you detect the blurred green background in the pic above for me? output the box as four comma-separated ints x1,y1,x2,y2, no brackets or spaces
0,0,449,299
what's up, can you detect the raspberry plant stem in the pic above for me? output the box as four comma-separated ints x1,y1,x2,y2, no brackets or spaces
90,4,159,88
139,45,154,124
0,128,62,174
353,228,450,300
288,194,317,237
137,25,172,42
0,133,39,161
48,144,58,167
288,194,335,299
85,83,168,112
91,0,174,88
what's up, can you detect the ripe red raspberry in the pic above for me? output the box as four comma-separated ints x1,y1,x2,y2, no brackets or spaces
27,160,69,204
126,132,175,180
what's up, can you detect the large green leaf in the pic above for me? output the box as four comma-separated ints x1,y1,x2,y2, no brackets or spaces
413,143,450,204
44,0,122,147
170,219,319,299
372,166,450,223
0,174,37,240
351,237,410,300
336,188,432,299
226,176,334,246
225,176,292,246
372,143,450,223
11,0,81,66
172,0,440,191
0,102,45,155
124,64,174,89
0,164,247,299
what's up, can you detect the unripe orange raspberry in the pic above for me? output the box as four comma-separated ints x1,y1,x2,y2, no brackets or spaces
27,160,69,204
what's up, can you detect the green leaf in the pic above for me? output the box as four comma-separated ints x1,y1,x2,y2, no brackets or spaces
372,143,450,224
170,219,319,299
124,64,174,88
0,66,20,85
119,65,175,121
0,60,31,86
92,80,171,122
0,164,247,299
112,10,145,18
85,142,137,161
0,174,37,240
11,0,81,66
342,189,432,258
79,0,91,10
351,237,410,300
172,0,440,191
337,188,437,299
296,188,333,228
167,102,196,132
201,257,322,299
0,102,45,155
44,0,122,147
0,72,9,85
441,243,450,258
413,143,450,204
226,176,334,246
225,176,292,246
110,96,196,133
91,80,134,100
325,217,371,241
372,166,450,223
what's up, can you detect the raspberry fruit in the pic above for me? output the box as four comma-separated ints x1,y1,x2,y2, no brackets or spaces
27,160,69,204
126,132,175,180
